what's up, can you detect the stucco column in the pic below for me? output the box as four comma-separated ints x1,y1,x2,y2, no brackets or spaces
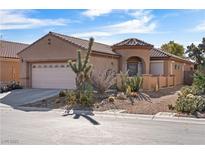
121,57,127,73
19,61,26,87
145,59,150,74
19,61,30,88
164,60,172,75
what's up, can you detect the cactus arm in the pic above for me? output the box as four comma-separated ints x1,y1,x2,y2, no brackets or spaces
77,50,82,71
82,38,94,70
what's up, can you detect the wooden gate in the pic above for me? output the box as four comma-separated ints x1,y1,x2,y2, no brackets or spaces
184,70,194,85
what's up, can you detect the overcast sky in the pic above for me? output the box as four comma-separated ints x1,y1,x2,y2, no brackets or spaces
0,9,205,47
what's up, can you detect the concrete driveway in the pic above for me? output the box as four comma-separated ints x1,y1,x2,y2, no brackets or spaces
0,89,60,107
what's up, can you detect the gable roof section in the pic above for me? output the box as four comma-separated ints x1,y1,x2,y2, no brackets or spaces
0,40,29,59
150,48,194,64
18,32,119,57
112,38,154,48
15,31,194,64
50,32,119,56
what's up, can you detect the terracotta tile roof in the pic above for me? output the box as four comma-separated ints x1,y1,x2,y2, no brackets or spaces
150,48,169,58
0,40,29,58
150,48,194,63
50,32,119,56
112,38,153,48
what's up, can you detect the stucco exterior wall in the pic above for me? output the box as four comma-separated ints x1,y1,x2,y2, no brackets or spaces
0,57,20,84
184,63,194,71
118,74,175,91
114,48,150,74
163,59,194,85
18,34,119,87
18,34,78,61
90,54,119,75
17,33,194,88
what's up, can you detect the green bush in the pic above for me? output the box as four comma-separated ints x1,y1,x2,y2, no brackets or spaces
0,81,22,93
126,76,143,92
59,90,67,97
175,86,205,114
193,70,205,94
79,83,93,107
66,83,94,107
179,86,199,96
66,90,77,106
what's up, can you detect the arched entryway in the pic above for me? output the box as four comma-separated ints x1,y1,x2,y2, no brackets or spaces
127,56,144,76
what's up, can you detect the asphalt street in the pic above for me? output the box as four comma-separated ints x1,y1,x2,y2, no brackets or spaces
1,105,205,144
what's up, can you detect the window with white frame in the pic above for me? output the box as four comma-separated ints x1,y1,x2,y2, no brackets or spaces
150,61,164,75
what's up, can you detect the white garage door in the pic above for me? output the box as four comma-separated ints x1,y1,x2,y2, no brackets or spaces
32,63,76,89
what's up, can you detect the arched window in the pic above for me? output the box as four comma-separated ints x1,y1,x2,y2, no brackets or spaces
127,57,143,76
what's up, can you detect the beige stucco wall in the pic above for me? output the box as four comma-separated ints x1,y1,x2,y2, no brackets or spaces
0,57,20,84
90,54,119,75
163,59,194,85
114,48,150,74
18,34,78,61
17,33,194,88
18,34,119,88
184,63,194,71
163,60,171,75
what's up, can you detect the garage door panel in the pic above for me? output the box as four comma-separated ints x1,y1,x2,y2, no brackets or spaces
32,63,76,89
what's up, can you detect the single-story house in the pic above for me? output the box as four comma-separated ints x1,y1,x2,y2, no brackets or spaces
17,32,194,90
0,40,28,84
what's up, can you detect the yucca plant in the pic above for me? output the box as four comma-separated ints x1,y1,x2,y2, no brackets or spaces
126,76,143,92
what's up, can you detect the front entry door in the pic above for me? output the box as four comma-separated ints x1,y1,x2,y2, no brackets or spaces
127,63,138,76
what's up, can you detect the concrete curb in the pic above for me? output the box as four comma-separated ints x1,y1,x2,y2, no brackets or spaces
14,106,51,111
60,110,205,124
7,106,205,124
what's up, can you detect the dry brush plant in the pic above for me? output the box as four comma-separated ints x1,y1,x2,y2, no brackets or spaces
91,69,116,95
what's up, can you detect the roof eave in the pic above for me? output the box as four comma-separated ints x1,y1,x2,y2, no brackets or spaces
51,33,119,56
17,33,50,56
112,45,154,50
170,57,195,64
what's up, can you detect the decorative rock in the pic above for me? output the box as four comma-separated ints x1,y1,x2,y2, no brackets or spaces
117,92,127,100
108,96,115,103
196,112,205,118
55,98,61,104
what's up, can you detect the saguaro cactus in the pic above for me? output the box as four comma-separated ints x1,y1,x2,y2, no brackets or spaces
68,37,94,90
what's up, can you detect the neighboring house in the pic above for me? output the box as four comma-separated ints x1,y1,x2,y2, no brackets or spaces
17,32,194,90
0,40,29,84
